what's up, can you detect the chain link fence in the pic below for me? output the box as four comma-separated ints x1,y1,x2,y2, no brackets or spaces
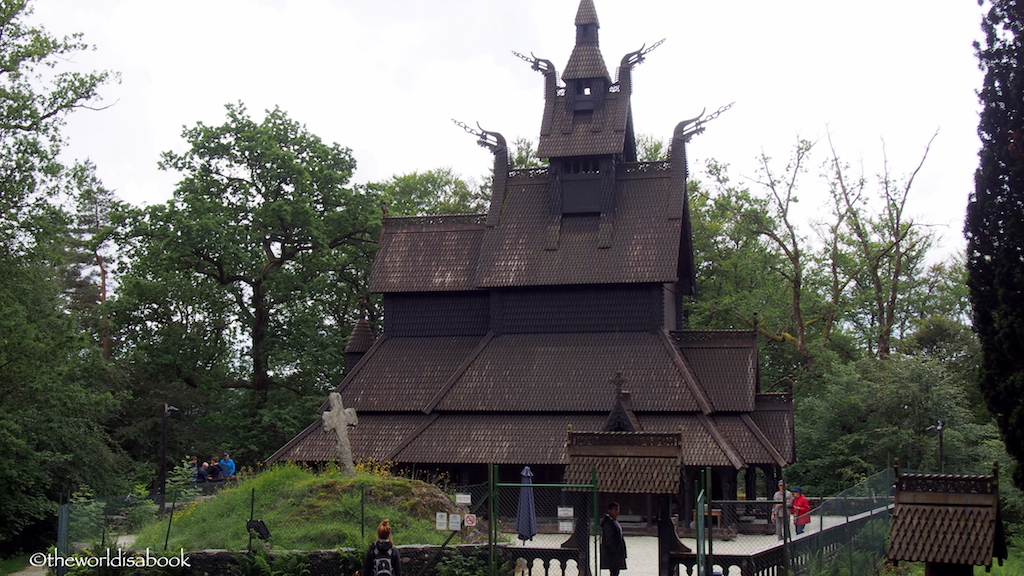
492,466,597,576
54,467,893,576
686,468,897,576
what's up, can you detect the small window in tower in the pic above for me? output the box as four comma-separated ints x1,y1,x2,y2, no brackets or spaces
583,86,591,96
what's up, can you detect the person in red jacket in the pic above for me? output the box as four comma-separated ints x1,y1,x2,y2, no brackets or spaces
792,487,812,535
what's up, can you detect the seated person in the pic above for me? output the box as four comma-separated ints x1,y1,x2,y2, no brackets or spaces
196,462,209,483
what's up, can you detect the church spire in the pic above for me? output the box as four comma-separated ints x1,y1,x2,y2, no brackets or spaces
563,0,610,82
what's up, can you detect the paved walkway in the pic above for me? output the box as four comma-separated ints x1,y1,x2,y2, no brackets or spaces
509,509,889,576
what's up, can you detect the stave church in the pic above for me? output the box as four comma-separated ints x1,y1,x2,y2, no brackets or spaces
269,0,795,519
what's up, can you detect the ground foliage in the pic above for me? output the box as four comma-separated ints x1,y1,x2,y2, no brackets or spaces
132,463,477,552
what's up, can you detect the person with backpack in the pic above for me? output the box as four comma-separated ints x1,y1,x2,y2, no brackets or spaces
361,519,401,576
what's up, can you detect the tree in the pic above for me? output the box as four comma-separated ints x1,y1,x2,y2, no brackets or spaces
789,354,1001,495
824,133,936,359
966,0,1024,487
702,142,825,368
365,168,488,216
0,0,114,232
0,0,123,554
115,103,380,463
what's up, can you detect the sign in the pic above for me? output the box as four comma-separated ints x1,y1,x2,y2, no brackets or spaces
448,514,462,531
559,520,574,533
436,512,448,530
464,514,477,527
558,506,574,519
456,493,472,505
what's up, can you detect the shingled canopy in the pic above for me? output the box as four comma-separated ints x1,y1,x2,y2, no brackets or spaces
565,430,682,494
888,464,1007,573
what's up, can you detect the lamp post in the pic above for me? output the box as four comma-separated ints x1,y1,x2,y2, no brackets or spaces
158,404,178,513
926,417,946,473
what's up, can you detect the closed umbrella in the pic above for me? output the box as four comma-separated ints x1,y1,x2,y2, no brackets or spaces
516,466,538,542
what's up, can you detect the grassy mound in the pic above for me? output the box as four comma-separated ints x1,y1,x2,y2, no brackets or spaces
134,464,476,551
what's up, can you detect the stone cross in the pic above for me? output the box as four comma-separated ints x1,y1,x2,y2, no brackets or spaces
322,392,358,475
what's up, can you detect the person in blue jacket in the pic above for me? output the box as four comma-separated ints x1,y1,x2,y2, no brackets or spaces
219,452,236,477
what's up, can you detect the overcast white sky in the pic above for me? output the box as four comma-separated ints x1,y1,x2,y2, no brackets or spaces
34,0,984,260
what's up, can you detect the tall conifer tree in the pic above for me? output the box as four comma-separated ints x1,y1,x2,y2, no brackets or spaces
966,0,1024,486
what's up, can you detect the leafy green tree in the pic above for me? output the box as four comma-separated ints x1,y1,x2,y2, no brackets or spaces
966,0,1024,488
789,354,1001,495
0,0,115,230
115,103,379,463
635,132,669,162
823,134,937,360
701,143,828,367
0,0,123,554
365,168,488,216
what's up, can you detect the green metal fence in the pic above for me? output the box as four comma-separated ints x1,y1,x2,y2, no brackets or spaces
490,465,598,576
683,468,898,576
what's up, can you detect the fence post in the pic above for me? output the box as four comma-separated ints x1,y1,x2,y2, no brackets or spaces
592,467,599,576
361,484,366,540
248,488,255,551
163,492,177,551
488,464,496,576
705,468,713,576
57,503,69,576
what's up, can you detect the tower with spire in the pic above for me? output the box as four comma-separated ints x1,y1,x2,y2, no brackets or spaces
271,0,793,529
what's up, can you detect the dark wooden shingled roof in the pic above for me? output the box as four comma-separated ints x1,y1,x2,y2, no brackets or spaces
671,331,758,412
267,330,792,469
564,431,682,493
888,468,1007,568
267,409,791,469
536,92,630,158
475,172,682,288
368,215,485,293
432,332,703,412
563,0,609,83
344,317,377,354
574,0,599,27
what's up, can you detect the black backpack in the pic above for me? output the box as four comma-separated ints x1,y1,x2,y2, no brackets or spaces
372,546,394,576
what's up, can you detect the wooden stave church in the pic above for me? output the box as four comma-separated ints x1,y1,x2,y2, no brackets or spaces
268,0,795,517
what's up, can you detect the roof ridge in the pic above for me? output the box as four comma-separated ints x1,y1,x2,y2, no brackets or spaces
697,414,745,470
740,413,788,467
423,331,496,413
659,328,715,414
385,413,441,462
329,334,388,407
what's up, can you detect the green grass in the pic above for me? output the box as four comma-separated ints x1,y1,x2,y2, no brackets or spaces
0,554,31,575
978,537,1024,575
133,463,477,552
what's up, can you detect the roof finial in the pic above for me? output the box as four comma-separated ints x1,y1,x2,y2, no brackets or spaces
610,371,626,395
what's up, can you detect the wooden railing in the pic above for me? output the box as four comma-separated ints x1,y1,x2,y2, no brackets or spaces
498,546,583,576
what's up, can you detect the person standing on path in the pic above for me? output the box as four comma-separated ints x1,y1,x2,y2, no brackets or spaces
600,502,627,576
770,480,794,541
791,487,811,535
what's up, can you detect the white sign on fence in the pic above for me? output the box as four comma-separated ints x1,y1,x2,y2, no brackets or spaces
448,514,462,531
436,512,448,530
558,506,574,519
465,514,477,527
456,493,472,505
559,520,574,533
